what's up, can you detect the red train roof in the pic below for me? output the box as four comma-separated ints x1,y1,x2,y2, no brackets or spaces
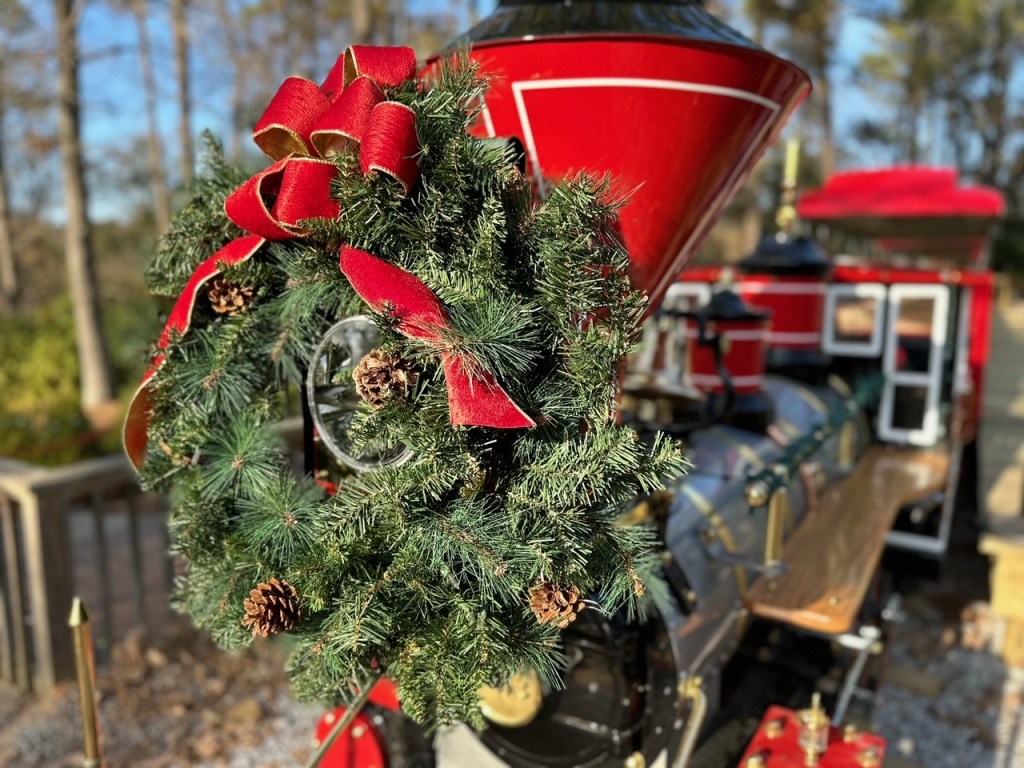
797,166,1005,240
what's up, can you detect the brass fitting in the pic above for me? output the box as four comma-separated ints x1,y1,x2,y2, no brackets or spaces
746,480,770,508
797,693,830,766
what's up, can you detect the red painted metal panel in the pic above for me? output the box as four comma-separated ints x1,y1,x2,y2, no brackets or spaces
465,36,809,312
832,264,994,289
314,678,400,767
969,273,996,426
740,276,827,351
686,318,768,394
737,706,887,767
314,711,387,768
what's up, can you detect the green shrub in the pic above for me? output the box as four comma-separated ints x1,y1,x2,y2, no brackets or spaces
0,293,159,466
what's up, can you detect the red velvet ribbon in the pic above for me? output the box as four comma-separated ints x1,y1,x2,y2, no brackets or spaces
340,247,536,430
126,45,421,468
124,236,265,465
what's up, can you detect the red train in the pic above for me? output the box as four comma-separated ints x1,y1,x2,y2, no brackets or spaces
309,1,1006,766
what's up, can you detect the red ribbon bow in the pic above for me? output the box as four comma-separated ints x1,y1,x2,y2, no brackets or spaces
126,46,533,469
340,246,536,430
126,45,420,468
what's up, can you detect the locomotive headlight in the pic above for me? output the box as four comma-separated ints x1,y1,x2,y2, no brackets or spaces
479,668,544,728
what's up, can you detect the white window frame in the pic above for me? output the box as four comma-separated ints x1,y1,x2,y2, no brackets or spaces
823,283,887,358
878,284,950,446
663,281,711,312
634,282,710,376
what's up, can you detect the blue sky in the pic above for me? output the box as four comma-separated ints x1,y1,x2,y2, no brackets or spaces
22,1,921,220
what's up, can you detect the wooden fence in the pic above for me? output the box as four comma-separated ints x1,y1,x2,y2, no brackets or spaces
0,417,304,695
0,455,173,694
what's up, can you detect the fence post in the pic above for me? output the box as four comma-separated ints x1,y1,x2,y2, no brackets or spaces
0,495,29,690
18,485,76,693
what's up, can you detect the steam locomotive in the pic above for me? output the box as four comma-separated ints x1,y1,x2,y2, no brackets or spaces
310,1,1006,766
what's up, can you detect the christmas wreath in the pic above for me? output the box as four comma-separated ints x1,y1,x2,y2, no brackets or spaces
126,46,684,726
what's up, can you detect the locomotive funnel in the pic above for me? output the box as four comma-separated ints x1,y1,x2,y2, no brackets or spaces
451,0,811,312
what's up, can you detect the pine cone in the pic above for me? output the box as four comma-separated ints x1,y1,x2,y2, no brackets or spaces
207,276,254,315
242,578,301,637
528,580,585,629
648,490,675,523
353,349,418,409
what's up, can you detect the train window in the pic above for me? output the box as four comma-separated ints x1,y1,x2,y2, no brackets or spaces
890,385,930,431
893,297,936,374
823,283,886,357
878,284,950,446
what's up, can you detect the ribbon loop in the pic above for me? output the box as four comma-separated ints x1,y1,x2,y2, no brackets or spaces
272,159,342,228
128,46,437,469
225,158,341,239
320,52,348,101
224,158,295,241
253,77,330,161
311,76,386,157
361,102,421,195
343,45,417,90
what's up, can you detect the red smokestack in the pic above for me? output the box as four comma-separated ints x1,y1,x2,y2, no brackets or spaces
446,0,811,312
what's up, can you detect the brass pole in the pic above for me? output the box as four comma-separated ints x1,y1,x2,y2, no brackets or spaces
764,489,790,567
305,671,381,768
672,676,707,767
69,597,103,768
775,137,801,235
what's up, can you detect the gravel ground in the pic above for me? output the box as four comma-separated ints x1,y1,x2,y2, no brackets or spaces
874,597,1024,768
0,620,324,768
2,532,1022,767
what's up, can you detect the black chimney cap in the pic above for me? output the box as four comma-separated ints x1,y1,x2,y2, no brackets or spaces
696,287,770,322
739,233,831,277
457,0,756,48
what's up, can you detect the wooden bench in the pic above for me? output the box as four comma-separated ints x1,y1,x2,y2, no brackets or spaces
746,444,950,636
979,529,1024,668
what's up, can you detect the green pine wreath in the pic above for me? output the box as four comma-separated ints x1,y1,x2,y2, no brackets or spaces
134,58,685,726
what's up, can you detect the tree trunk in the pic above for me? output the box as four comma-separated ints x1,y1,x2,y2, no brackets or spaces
977,6,1012,187
215,0,246,161
0,89,17,311
54,0,116,420
351,0,375,44
133,1,171,234
816,70,835,180
172,0,193,186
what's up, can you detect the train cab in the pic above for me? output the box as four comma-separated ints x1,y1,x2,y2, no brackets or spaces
645,166,1007,559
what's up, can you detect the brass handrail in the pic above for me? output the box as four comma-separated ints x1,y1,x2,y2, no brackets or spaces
672,676,708,767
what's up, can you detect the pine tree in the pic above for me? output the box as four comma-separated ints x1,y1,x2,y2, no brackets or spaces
137,58,685,727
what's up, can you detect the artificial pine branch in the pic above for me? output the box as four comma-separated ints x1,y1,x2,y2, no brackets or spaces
135,56,687,726
146,132,251,296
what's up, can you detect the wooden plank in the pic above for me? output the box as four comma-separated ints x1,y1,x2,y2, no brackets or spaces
18,490,76,692
990,556,1024,621
89,492,115,659
125,494,147,626
0,576,11,685
980,302,1024,525
0,497,28,690
0,500,14,685
746,445,950,635
1002,619,1024,669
